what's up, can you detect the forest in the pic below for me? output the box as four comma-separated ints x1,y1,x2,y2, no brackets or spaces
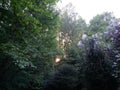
0,0,120,90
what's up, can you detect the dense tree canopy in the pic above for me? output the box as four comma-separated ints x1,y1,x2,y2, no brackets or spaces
0,1,120,90
0,0,59,89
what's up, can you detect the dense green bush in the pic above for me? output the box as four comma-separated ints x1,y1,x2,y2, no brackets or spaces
44,64,82,90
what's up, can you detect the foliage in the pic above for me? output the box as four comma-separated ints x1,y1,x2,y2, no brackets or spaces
58,3,88,55
89,12,119,35
44,64,82,90
111,24,120,81
83,39,118,90
0,0,59,89
1,0,120,89
0,52,35,90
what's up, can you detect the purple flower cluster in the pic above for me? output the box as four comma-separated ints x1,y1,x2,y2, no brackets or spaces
111,24,120,79
115,24,120,30
112,24,120,47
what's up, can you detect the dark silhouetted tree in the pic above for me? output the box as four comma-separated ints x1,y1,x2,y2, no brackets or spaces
84,39,118,90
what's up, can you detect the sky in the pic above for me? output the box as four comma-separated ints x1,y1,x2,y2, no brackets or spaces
57,0,120,23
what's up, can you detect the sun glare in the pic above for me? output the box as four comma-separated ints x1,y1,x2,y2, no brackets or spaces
55,57,61,63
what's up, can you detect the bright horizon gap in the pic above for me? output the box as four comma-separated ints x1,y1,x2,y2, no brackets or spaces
57,0,120,24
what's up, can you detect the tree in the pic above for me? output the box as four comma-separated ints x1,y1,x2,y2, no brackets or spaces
58,3,88,60
0,0,59,89
89,12,119,35
44,64,82,90
111,24,120,82
83,39,118,90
